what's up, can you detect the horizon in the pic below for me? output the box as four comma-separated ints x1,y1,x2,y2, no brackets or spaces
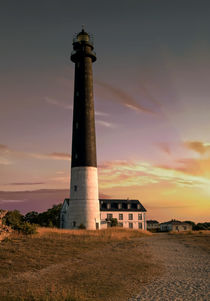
0,0,210,223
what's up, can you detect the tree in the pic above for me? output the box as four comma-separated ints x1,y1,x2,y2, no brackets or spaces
3,210,24,230
183,221,195,229
28,204,62,228
3,210,37,235
110,218,118,227
24,211,39,224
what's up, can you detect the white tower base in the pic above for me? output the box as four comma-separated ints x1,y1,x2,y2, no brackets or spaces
66,166,100,230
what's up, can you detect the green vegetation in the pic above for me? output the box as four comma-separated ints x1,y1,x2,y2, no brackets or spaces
2,204,63,235
110,217,118,227
3,210,37,235
3,210,24,230
25,204,62,228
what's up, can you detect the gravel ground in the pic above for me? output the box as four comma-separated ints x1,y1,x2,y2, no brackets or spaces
129,234,210,301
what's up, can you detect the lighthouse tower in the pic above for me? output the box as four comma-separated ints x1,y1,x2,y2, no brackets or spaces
66,28,100,230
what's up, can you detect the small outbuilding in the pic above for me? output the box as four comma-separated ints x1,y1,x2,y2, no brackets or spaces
160,220,192,232
147,220,160,231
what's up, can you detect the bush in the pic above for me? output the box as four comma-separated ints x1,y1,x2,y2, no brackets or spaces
110,218,118,227
24,211,39,224
3,210,24,230
18,222,37,235
78,223,86,229
30,204,62,228
3,210,37,235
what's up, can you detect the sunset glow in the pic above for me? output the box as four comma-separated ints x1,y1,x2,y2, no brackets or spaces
0,1,210,222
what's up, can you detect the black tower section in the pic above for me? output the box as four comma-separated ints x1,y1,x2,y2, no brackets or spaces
71,29,97,168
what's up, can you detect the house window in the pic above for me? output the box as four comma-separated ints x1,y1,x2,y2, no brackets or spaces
183,226,186,230
128,214,133,220
74,185,77,191
138,222,142,229
131,203,137,209
107,214,113,220
122,203,127,209
138,214,142,220
119,214,123,220
129,223,133,229
111,203,118,209
73,221,76,227
118,222,123,227
101,203,107,209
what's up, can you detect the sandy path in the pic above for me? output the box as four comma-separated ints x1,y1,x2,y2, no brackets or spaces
129,234,210,301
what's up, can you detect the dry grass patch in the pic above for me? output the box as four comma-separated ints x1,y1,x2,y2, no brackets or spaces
0,228,160,301
168,231,210,254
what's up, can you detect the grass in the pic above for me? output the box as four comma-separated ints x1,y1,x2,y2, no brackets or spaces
0,228,160,301
168,230,210,254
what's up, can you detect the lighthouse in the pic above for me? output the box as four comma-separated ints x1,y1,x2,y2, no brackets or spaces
65,28,100,230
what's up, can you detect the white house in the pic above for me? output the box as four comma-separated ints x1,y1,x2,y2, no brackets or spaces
147,220,160,231
160,220,192,232
100,199,147,230
60,198,147,230
60,199,70,229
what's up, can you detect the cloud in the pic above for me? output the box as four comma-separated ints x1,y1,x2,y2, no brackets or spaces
0,144,13,165
0,144,9,152
96,120,114,128
0,189,69,213
96,80,155,114
0,158,12,165
8,182,45,186
157,142,171,155
0,199,26,203
95,111,109,117
30,152,70,161
0,189,111,214
44,96,109,120
184,141,210,154
98,158,210,192
0,143,71,162
46,152,71,160
44,97,73,110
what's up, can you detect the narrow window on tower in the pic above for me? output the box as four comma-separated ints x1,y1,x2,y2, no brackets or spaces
75,154,78,159
76,91,79,96
74,185,77,191
76,122,79,129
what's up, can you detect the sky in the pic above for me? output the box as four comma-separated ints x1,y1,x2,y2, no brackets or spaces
0,0,210,222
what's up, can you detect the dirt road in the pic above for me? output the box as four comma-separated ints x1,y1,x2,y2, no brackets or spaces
130,233,210,301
